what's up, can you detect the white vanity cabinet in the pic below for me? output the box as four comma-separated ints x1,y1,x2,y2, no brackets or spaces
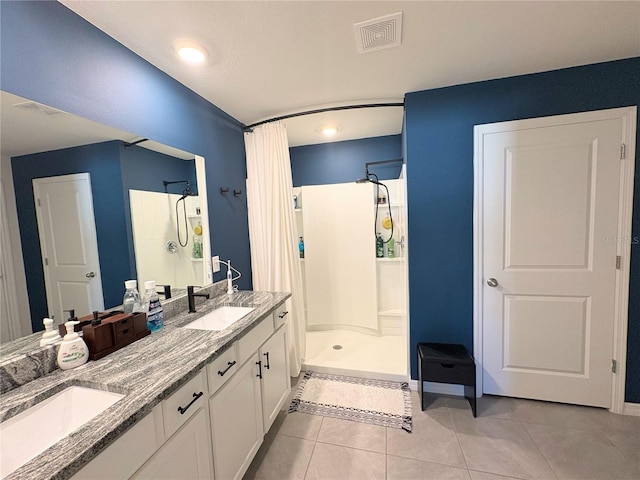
71,406,163,480
132,408,213,480
133,369,213,479
73,370,212,480
259,325,290,431
70,300,290,480
209,352,264,480
209,307,290,480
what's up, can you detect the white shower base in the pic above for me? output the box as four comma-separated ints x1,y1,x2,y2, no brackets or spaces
302,329,408,382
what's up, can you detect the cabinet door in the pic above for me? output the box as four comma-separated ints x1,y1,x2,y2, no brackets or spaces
210,354,263,480
132,408,213,480
260,326,291,432
72,407,161,480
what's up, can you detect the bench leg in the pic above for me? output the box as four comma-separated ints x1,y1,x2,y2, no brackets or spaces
418,359,425,411
464,384,477,417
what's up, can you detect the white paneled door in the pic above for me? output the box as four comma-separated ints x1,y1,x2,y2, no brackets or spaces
476,108,635,408
33,173,104,321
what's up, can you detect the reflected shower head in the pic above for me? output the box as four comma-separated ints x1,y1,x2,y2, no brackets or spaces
355,177,370,184
177,188,195,201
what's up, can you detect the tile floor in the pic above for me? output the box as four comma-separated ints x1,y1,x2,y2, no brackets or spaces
244,380,640,480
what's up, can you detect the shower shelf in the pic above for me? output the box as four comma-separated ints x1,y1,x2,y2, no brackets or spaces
376,257,403,262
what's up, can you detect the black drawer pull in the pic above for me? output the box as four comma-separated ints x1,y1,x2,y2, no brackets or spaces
256,360,263,379
278,311,288,319
263,352,270,369
441,363,455,368
218,361,236,377
177,391,203,415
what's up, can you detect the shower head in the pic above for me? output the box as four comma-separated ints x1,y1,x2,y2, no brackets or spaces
355,174,384,186
177,187,195,201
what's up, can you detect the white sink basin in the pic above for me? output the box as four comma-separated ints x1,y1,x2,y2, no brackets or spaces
0,386,124,477
183,306,255,331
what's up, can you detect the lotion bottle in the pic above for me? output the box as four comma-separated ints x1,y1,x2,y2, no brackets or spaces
57,321,89,370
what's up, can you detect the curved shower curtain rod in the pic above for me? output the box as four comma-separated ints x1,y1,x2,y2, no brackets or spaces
243,102,404,131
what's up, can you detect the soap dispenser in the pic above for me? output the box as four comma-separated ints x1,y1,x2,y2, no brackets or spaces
39,317,61,346
57,320,89,370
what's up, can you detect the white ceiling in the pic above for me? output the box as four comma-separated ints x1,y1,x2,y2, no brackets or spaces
59,0,639,142
1,91,193,159
5,1,639,154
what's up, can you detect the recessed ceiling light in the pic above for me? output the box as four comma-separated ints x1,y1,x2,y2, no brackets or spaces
320,125,341,137
175,41,208,65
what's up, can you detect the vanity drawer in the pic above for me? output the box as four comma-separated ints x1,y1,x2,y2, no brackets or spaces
207,343,238,394
273,303,289,329
162,369,206,438
238,315,274,364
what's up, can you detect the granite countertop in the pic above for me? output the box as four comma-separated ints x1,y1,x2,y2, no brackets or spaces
0,290,290,480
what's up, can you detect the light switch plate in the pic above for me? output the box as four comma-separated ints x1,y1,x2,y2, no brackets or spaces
212,255,220,273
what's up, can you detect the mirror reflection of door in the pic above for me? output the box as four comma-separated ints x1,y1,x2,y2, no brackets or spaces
32,173,105,322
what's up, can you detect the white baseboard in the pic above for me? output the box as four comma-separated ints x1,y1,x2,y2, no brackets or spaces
623,402,640,416
409,380,465,397
409,382,640,414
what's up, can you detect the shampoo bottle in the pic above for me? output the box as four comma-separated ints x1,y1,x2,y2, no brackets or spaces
57,321,89,370
376,234,384,258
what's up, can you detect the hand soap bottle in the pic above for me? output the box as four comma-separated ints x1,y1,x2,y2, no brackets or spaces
57,321,89,370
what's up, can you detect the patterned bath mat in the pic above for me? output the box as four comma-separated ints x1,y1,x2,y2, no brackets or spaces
288,371,412,432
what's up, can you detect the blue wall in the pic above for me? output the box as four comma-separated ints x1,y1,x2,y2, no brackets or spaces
0,1,252,300
12,142,198,330
290,135,402,186
12,142,126,326
405,58,640,402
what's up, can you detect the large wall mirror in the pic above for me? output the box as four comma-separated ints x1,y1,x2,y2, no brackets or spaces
1,90,211,342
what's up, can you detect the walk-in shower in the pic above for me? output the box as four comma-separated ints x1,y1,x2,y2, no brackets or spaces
294,167,409,382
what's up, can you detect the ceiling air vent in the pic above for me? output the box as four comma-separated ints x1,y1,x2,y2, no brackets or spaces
354,12,402,54
12,101,66,116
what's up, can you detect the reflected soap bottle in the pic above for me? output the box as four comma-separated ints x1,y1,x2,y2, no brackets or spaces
298,236,305,259
122,280,142,313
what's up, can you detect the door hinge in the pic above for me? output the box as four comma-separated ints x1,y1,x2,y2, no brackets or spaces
44,257,48,266
616,255,621,269
621,143,626,160
612,359,617,374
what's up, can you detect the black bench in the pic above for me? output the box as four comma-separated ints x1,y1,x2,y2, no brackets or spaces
417,342,476,417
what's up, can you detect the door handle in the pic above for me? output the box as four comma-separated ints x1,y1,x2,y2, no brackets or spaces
487,278,498,287
86,272,96,278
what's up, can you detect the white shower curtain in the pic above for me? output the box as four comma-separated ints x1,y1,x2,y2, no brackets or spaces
244,121,305,376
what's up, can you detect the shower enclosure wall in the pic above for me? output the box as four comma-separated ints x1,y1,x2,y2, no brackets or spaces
294,176,409,381
129,190,206,290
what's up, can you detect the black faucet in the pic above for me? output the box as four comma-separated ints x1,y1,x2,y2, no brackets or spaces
156,284,172,299
187,286,210,313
